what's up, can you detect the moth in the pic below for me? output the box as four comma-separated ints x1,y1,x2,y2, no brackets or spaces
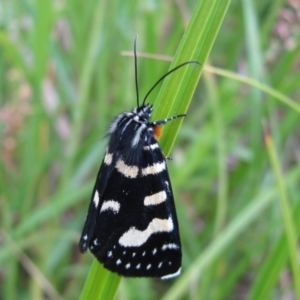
79,37,199,279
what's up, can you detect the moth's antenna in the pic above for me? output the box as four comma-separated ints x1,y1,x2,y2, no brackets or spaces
134,36,139,107
142,60,201,106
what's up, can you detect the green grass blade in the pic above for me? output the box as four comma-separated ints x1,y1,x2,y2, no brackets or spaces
262,122,300,298
204,65,300,114
247,198,300,300
204,72,228,235
61,0,106,185
241,0,264,148
80,260,120,300
153,0,231,155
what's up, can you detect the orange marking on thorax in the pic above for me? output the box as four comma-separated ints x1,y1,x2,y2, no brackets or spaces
153,125,163,139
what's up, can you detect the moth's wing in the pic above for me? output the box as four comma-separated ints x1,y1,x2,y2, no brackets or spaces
88,138,181,279
79,152,114,252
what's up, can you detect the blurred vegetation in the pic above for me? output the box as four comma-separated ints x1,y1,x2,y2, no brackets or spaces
1,0,300,300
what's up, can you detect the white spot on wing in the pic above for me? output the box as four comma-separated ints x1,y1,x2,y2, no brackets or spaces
116,159,138,178
161,268,181,280
136,264,141,269
100,200,120,214
116,259,122,265
158,262,163,268
83,234,88,241
125,263,131,269
144,191,167,206
104,152,113,165
152,248,157,255
141,162,166,176
161,243,179,251
119,217,174,247
108,251,112,257
143,143,159,151
93,191,100,208
147,264,151,270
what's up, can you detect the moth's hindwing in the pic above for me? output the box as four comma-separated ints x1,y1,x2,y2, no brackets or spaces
80,134,181,279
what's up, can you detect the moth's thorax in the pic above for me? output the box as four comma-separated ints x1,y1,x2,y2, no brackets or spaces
108,104,153,150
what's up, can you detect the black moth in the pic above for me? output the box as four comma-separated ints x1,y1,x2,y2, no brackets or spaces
79,37,199,279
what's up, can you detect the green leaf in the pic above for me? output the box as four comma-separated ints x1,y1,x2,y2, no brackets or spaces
80,260,121,300
154,0,231,155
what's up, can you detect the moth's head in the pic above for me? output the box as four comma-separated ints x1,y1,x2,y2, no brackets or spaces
108,104,152,135
132,104,153,123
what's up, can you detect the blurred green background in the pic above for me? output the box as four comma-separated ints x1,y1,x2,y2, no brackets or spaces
1,0,300,299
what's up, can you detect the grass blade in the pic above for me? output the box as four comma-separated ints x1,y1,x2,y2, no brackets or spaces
262,122,300,298
153,0,231,155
